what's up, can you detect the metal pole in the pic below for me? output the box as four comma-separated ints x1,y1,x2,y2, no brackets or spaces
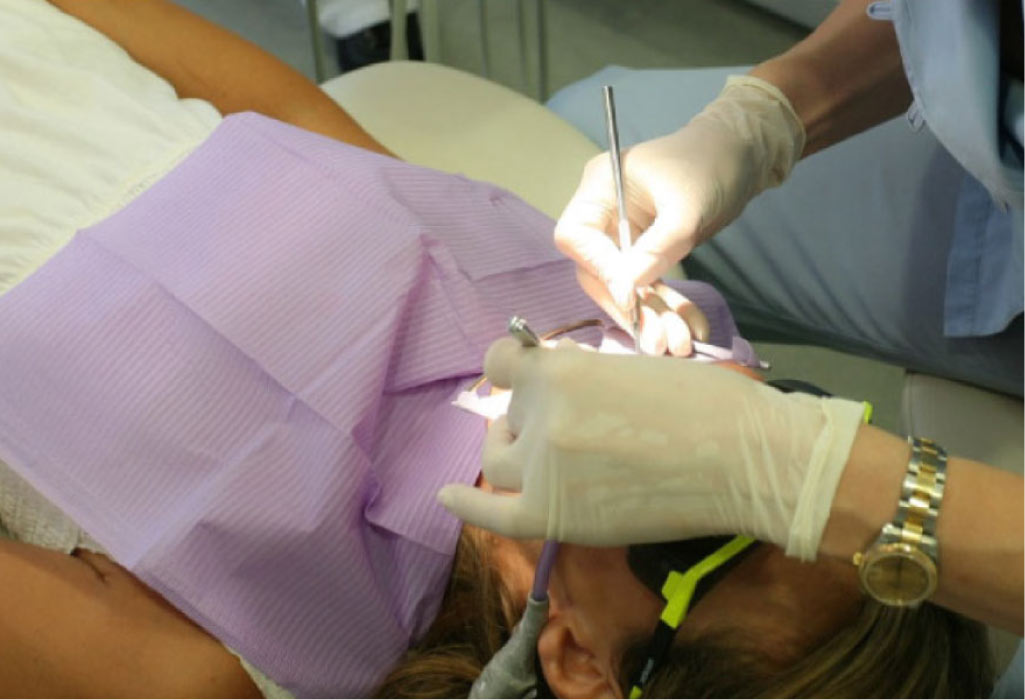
536,0,548,101
390,0,409,60
478,0,490,78
602,85,642,349
306,0,327,82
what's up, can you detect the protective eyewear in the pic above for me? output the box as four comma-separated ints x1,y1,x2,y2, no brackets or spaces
625,535,757,698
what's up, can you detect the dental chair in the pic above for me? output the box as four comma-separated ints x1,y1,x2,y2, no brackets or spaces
320,59,1023,683
320,60,593,220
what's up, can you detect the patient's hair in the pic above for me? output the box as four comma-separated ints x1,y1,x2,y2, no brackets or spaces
618,599,993,698
377,527,993,698
373,526,522,698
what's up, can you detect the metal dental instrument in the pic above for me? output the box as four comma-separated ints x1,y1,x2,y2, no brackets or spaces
470,316,560,699
508,315,542,347
602,85,643,353
470,540,558,698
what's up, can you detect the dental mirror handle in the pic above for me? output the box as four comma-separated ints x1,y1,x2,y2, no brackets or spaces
602,85,642,351
602,85,631,253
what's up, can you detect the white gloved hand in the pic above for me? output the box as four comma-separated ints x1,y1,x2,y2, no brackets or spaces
554,75,805,350
438,338,864,560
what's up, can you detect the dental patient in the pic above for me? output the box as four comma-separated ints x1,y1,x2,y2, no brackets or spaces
0,1,992,697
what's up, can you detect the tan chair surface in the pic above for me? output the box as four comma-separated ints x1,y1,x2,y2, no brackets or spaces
900,373,1023,476
320,61,601,221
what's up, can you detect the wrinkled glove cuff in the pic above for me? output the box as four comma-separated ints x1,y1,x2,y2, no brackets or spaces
721,74,807,187
785,396,865,561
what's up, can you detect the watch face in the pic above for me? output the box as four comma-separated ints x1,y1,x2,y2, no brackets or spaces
860,544,937,606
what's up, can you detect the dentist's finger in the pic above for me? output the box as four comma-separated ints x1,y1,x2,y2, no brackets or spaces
636,293,669,356
483,336,529,390
651,281,710,343
437,485,542,539
614,205,700,293
480,415,524,491
579,266,673,355
662,307,694,357
554,220,624,292
639,289,692,357
554,156,648,289
574,265,636,335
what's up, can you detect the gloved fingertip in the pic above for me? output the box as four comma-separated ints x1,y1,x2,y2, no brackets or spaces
483,337,525,389
666,324,693,358
436,483,483,521
633,304,663,356
437,484,529,537
648,333,668,358
436,484,456,510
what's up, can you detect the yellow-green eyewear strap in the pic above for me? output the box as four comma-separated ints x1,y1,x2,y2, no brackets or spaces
628,534,755,699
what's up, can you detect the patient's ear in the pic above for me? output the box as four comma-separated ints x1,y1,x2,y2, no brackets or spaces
537,615,623,699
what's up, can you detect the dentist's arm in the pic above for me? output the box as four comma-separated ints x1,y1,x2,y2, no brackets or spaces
439,339,1024,633
555,0,911,341
47,0,392,155
822,425,1023,635
749,0,911,157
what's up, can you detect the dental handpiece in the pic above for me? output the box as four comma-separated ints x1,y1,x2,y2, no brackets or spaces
467,317,559,698
506,315,559,602
507,315,541,347
602,85,643,353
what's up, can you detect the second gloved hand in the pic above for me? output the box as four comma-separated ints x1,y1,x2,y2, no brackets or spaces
554,75,805,343
438,338,864,560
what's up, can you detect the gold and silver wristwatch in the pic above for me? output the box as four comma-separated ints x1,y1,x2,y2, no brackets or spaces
853,436,947,607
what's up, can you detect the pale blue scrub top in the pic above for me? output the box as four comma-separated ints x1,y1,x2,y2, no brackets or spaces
884,3,1023,694
883,0,1024,338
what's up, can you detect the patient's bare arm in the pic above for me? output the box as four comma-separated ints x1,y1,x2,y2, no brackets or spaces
0,539,260,697
47,0,393,156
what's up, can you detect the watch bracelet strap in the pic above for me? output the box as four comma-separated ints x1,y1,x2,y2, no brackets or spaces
880,436,948,561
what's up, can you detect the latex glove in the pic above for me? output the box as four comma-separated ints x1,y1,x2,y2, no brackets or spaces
437,338,863,560
553,75,805,350
576,270,711,357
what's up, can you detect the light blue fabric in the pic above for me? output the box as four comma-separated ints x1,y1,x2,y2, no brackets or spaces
547,65,744,150
547,65,1022,395
889,0,1023,338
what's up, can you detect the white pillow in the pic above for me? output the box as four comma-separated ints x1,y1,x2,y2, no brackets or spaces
0,0,222,296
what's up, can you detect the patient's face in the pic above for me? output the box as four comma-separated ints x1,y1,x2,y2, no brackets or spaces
493,535,862,686
558,541,860,657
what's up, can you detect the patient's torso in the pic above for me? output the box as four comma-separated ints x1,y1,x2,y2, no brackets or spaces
0,113,603,696
0,113,748,696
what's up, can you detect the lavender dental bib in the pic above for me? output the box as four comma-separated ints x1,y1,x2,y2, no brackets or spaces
0,113,752,695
